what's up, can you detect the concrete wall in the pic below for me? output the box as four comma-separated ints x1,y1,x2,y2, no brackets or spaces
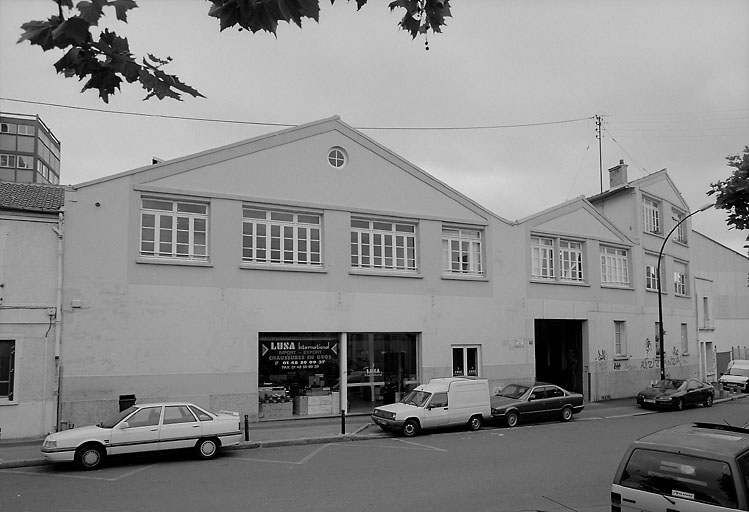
0,212,60,438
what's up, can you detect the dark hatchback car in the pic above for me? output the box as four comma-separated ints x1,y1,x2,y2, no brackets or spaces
636,378,714,410
490,382,584,427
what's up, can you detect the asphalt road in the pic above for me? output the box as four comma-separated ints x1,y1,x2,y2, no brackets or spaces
2,400,749,512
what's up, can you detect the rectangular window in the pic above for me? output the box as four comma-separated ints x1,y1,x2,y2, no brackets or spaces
674,261,688,295
531,236,555,279
645,264,660,291
16,124,35,136
0,340,14,400
643,196,661,234
702,296,711,328
615,321,627,357
1,123,16,134
0,154,16,168
601,246,629,286
681,323,689,354
442,227,483,276
242,207,321,266
351,218,417,272
452,345,480,377
140,198,208,261
672,208,687,243
559,240,584,282
16,155,32,169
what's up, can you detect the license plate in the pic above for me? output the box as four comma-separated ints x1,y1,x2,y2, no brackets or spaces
644,399,655,403
374,418,385,425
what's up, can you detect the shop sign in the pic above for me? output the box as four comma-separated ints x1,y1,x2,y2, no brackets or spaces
261,340,338,371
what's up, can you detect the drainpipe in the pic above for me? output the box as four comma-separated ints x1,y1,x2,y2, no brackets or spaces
52,212,64,431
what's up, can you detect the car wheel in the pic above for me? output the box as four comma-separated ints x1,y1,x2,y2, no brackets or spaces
75,444,105,470
675,398,684,411
505,411,519,428
468,415,483,431
561,406,573,422
401,419,420,437
704,394,714,407
195,438,220,460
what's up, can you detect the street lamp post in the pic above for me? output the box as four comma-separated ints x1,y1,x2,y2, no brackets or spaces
656,203,713,380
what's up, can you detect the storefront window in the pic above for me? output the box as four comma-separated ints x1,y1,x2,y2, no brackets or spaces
258,333,340,419
347,333,418,413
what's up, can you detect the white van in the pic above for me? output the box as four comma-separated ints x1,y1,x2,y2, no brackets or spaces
720,360,749,393
370,377,491,437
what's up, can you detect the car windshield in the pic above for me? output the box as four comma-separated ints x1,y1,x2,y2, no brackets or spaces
98,406,136,428
653,379,684,390
728,368,749,377
498,384,529,399
401,390,431,407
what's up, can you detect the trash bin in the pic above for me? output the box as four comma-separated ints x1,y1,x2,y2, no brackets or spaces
119,394,136,411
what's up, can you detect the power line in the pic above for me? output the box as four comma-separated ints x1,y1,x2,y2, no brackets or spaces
0,97,594,131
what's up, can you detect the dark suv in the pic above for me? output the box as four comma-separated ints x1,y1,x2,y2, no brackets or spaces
612,423,749,511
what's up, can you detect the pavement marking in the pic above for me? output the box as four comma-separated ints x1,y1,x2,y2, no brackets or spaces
0,464,156,482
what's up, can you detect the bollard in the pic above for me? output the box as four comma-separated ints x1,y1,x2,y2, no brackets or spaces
244,414,249,442
341,409,346,435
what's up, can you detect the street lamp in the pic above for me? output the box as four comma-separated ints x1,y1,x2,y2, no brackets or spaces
656,203,713,380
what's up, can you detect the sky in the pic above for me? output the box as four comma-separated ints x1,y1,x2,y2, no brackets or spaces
0,0,747,254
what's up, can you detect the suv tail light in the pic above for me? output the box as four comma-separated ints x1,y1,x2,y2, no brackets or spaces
610,491,621,512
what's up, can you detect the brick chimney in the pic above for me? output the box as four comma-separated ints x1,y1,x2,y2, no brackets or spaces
608,159,628,189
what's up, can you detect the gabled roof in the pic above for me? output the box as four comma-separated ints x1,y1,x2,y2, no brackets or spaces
588,169,689,210
516,195,634,246
73,116,508,225
0,181,65,213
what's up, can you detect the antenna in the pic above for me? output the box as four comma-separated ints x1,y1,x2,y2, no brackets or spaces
595,114,604,193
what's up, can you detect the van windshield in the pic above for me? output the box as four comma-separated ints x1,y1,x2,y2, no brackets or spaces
401,390,431,407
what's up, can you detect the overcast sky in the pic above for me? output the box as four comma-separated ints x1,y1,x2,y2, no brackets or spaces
0,0,747,254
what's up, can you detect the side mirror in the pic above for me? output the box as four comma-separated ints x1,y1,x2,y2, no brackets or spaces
118,421,130,429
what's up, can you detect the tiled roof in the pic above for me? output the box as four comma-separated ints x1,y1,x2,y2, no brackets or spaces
0,181,65,213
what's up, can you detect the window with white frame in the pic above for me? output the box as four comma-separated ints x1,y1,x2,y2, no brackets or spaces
531,236,555,280
559,240,584,282
681,323,689,354
140,198,208,261
442,227,483,276
614,321,627,358
0,340,15,401
645,264,660,291
600,246,629,286
0,123,14,134
643,196,661,234
242,207,321,266
16,125,35,136
674,260,688,295
16,155,32,169
0,154,16,168
702,296,711,328
452,345,480,377
350,218,417,272
672,208,687,243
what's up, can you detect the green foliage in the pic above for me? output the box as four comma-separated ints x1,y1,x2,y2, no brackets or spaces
708,146,749,251
19,0,452,102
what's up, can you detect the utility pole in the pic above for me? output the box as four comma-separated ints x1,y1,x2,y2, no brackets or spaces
595,114,603,193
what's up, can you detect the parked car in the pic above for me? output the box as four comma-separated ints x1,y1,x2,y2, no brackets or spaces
41,402,242,470
636,378,714,410
719,359,749,393
612,422,749,511
490,382,584,428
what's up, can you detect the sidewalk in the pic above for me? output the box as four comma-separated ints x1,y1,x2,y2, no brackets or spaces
2,395,745,469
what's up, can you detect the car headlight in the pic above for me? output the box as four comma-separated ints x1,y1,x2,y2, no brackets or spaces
43,439,57,449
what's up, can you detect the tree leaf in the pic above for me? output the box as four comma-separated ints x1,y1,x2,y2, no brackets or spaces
51,16,92,45
77,0,108,25
110,0,139,22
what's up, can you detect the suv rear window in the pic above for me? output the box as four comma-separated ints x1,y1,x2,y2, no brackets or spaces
620,449,738,508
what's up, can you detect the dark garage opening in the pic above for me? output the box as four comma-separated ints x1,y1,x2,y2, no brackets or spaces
534,319,584,394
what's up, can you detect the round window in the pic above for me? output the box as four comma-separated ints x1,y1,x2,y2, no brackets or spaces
327,147,347,168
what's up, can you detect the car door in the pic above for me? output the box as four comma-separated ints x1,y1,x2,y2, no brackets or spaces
523,387,549,420
158,404,201,451
543,385,566,417
422,392,450,429
109,405,162,455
